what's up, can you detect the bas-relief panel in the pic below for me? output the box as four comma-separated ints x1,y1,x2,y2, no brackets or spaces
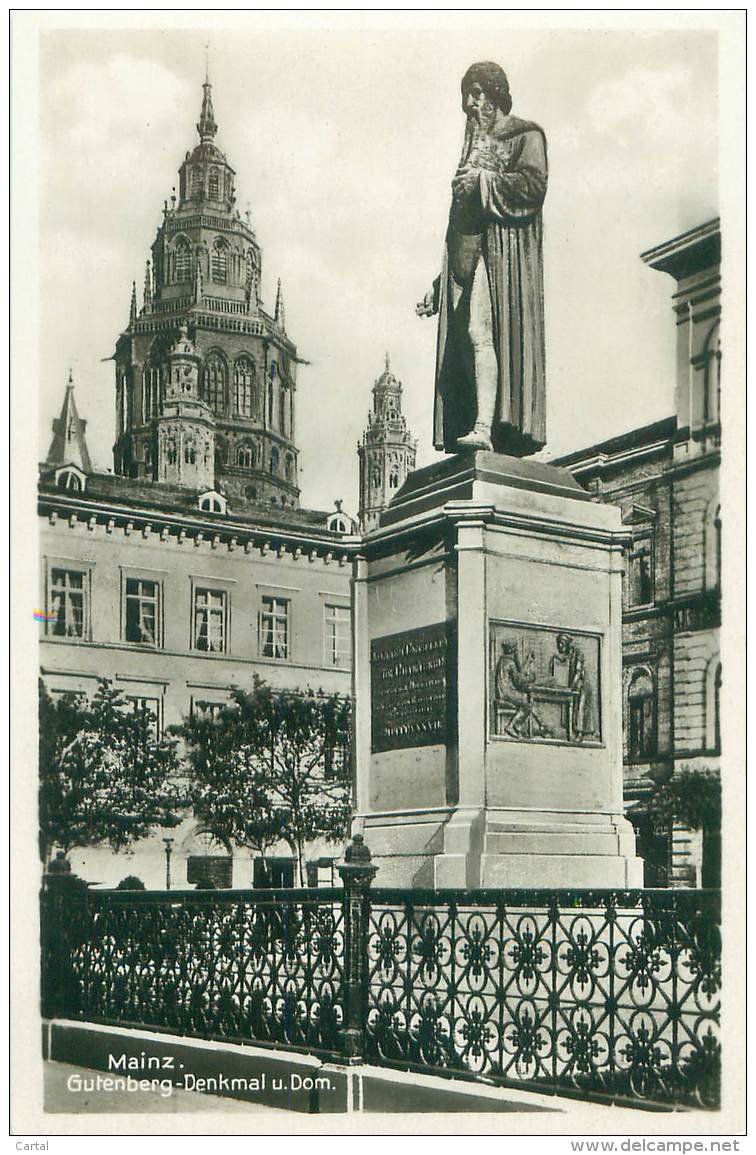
489,621,602,745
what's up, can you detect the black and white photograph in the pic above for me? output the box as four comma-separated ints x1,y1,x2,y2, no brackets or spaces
10,9,745,1141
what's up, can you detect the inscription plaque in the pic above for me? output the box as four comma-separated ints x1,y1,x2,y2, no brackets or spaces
371,622,454,753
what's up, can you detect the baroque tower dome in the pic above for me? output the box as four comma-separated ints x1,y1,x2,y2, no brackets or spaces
113,74,301,508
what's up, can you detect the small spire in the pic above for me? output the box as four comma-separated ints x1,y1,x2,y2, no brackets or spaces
197,69,217,142
274,279,286,331
385,351,391,373
129,282,137,326
143,260,153,312
45,371,92,473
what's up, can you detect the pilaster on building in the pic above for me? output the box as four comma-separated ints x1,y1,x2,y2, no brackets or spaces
358,355,417,532
113,75,300,511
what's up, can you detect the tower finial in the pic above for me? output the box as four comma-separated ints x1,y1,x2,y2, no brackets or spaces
385,351,390,373
204,41,210,84
68,368,74,387
143,260,153,312
197,65,217,142
275,278,286,331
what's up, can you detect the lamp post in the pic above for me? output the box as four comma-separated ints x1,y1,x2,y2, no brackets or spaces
163,838,174,890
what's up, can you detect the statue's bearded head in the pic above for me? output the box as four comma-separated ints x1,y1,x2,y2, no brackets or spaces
461,62,512,129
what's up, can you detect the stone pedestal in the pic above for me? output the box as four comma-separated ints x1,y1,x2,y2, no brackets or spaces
352,450,643,889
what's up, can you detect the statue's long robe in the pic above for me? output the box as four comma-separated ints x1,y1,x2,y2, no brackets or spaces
433,115,548,455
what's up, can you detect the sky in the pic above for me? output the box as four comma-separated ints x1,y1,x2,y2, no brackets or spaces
36,19,720,515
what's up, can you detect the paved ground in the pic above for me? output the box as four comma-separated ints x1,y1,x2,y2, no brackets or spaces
44,1062,283,1115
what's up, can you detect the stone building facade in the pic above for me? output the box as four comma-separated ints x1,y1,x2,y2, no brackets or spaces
358,356,417,532
554,220,721,887
38,77,357,890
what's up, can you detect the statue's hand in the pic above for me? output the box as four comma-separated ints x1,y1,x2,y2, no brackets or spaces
415,289,437,318
451,164,480,201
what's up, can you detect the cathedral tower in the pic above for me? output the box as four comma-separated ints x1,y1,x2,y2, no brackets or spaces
114,75,300,508
358,355,417,531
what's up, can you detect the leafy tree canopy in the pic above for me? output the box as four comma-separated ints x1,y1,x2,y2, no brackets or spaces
651,770,722,833
39,678,183,863
175,677,352,885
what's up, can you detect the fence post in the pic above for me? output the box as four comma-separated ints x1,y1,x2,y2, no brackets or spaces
40,869,89,1020
337,835,378,1063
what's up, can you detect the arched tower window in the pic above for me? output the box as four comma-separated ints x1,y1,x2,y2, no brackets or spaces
234,357,257,417
627,668,656,761
270,446,279,475
212,238,228,284
236,443,256,469
143,364,161,420
245,251,256,294
285,453,294,480
174,238,191,283
184,439,196,465
279,386,287,435
191,168,204,199
208,168,220,200
389,465,400,489
204,354,227,416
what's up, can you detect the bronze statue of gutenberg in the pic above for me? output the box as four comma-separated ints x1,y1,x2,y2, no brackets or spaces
417,62,548,455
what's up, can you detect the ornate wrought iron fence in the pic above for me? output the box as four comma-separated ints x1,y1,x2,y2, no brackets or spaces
364,888,720,1109
41,874,720,1109
41,883,345,1057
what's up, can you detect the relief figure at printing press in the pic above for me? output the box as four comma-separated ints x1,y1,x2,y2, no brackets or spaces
492,627,599,743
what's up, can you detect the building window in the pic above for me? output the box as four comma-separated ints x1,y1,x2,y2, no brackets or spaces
705,502,722,591
48,568,87,638
705,658,722,754
270,446,280,475
174,239,191,282
279,387,287,434
389,466,400,489
259,596,289,659
56,469,83,491
191,168,204,198
324,604,350,668
193,588,227,653
192,699,226,720
324,743,349,780
124,577,160,646
126,696,160,738
245,250,256,294
234,357,257,418
208,168,220,200
143,365,161,420
204,355,227,415
629,538,654,606
211,238,228,283
236,443,256,469
627,668,656,760
184,440,196,465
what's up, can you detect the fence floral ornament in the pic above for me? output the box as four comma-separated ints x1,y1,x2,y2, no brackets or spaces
41,847,720,1110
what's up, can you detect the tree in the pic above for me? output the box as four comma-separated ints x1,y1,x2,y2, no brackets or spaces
176,678,352,886
651,770,722,834
39,678,183,865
